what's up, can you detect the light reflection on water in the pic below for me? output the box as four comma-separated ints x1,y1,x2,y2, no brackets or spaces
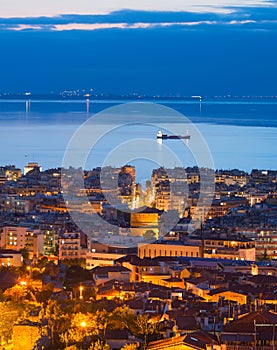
0,99,276,181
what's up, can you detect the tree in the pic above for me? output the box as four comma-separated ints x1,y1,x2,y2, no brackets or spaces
35,288,53,303
64,264,94,291
60,327,84,348
71,312,101,335
121,344,138,350
60,311,108,348
88,340,111,350
62,258,86,269
0,289,5,302
131,314,156,350
21,247,29,260
110,306,136,330
45,301,71,346
37,256,49,268
3,284,27,302
0,302,26,343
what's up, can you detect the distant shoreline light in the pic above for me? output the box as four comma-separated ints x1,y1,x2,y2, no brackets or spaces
0,93,277,101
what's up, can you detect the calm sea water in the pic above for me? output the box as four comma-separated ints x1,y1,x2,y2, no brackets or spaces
0,99,276,181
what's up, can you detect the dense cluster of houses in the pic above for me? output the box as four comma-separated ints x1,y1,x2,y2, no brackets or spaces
0,163,277,349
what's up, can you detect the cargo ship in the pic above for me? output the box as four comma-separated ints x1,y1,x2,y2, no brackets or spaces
157,130,191,140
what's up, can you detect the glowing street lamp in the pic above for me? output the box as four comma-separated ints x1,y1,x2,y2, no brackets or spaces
79,286,84,300
80,320,87,328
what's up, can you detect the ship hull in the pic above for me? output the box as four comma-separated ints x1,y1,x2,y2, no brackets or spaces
157,134,190,140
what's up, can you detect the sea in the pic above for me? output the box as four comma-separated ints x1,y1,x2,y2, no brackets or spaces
0,98,276,182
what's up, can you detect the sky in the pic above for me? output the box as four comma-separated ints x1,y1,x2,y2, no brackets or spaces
0,0,276,96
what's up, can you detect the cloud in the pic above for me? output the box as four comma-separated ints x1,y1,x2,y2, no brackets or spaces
0,4,277,31
7,21,260,32
0,0,275,18
0,6,276,96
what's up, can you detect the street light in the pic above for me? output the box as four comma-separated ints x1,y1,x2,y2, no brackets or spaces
79,286,84,300
80,321,87,328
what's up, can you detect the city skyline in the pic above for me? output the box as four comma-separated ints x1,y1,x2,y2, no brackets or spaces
0,2,277,350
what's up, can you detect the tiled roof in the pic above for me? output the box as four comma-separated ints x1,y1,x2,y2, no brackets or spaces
145,299,164,312
188,331,219,345
124,298,144,310
105,329,129,340
208,287,229,296
224,310,277,333
117,255,160,266
149,288,171,299
91,266,131,274
248,275,277,285
147,333,206,350
175,315,199,331
162,277,183,283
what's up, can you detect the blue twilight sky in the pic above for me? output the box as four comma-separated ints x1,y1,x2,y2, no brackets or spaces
0,0,276,96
